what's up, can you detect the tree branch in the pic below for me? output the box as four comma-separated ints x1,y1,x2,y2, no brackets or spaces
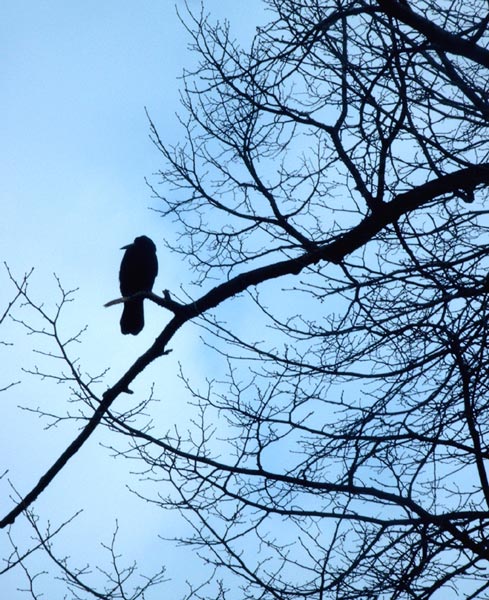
3,163,489,529
377,0,489,68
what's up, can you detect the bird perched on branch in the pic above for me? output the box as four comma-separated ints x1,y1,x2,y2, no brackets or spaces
119,235,158,335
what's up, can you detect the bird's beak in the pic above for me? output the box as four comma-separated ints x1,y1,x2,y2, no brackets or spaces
121,245,130,250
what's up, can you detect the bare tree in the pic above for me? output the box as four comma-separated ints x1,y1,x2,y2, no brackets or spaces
3,1,489,598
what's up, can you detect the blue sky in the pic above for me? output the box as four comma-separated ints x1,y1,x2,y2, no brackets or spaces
0,1,265,596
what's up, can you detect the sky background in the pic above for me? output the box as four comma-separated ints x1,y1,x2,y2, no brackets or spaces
0,1,266,596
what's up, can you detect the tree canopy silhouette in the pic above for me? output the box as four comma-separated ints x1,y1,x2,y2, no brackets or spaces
3,1,489,598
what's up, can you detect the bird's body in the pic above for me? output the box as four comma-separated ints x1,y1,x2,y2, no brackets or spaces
119,235,158,335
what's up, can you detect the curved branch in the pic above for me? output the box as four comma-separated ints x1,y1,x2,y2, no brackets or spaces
2,163,489,529
377,0,489,69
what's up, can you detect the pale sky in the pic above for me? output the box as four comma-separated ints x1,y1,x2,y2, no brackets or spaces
1,1,265,597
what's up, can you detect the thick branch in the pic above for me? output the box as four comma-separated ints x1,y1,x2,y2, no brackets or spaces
377,0,489,69
2,163,488,528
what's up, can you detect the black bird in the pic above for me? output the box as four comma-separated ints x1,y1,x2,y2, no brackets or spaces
119,235,158,335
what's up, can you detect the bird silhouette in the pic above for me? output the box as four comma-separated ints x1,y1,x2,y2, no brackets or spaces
119,235,158,335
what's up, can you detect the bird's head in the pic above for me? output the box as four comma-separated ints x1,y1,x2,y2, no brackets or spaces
121,235,156,251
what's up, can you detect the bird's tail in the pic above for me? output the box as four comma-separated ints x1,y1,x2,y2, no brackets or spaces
120,299,144,335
